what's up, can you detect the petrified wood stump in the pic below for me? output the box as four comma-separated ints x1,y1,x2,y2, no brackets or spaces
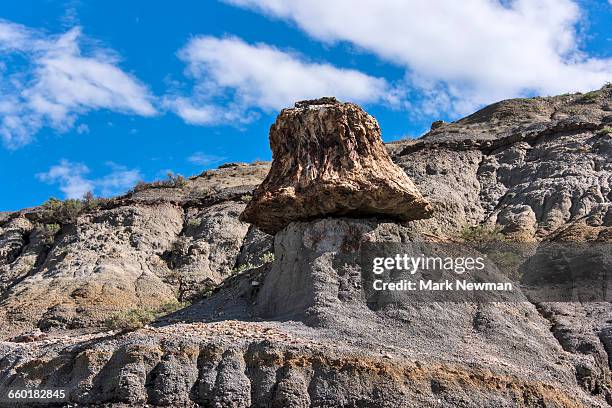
240,97,433,234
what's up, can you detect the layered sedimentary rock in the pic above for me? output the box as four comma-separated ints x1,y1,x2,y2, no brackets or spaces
1,219,607,407
0,163,273,337
1,86,612,406
240,97,433,234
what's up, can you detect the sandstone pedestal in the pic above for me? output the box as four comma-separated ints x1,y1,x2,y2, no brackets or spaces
240,98,433,234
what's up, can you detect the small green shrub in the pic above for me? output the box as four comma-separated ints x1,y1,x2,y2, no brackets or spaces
40,193,108,224
240,194,252,202
38,223,61,244
129,172,187,193
42,197,63,212
580,91,599,102
200,285,216,299
600,127,612,135
231,252,275,275
167,172,187,188
157,300,190,314
104,308,157,331
459,225,506,252
186,218,201,228
82,191,106,210
260,252,275,264
233,262,257,273
42,197,84,223
131,180,149,192
103,300,190,332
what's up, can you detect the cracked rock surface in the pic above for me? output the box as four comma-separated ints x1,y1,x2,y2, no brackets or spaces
240,97,433,234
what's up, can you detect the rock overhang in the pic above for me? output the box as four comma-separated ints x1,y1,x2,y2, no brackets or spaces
240,98,433,234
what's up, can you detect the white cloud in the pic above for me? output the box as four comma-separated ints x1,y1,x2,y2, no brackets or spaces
95,162,142,197
167,96,257,125
75,123,89,134
36,160,94,199
0,20,32,51
36,160,142,199
0,19,156,148
167,36,391,124
226,0,612,116
187,152,226,166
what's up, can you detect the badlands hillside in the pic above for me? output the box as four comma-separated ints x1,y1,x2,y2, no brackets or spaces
0,85,611,406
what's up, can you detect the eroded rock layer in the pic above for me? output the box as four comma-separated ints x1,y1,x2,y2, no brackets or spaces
240,97,433,234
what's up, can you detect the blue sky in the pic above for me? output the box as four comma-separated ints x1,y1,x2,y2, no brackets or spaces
1,0,611,211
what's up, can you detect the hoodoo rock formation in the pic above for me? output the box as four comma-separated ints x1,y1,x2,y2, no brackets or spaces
240,97,433,234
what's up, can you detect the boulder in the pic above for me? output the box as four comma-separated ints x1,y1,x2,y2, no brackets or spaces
240,97,433,234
